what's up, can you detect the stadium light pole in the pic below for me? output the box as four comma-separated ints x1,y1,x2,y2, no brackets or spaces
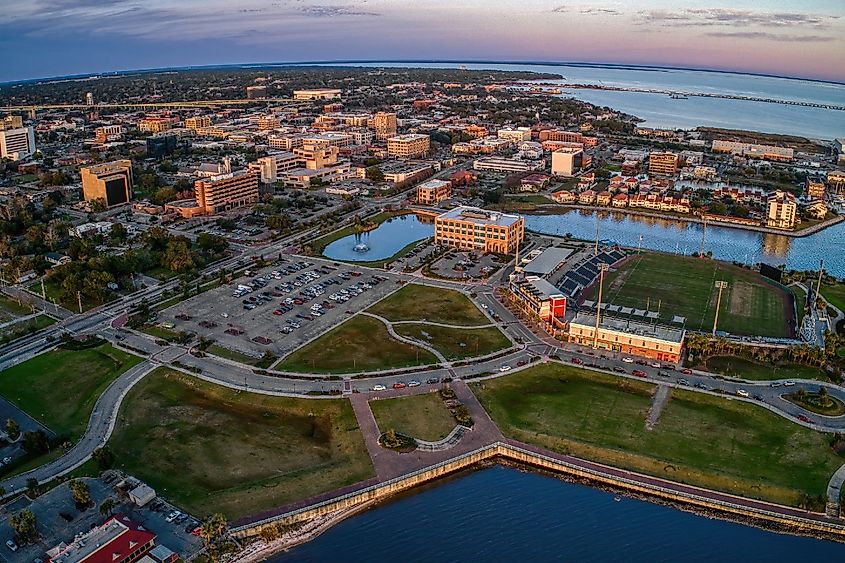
712,281,728,336
593,263,609,349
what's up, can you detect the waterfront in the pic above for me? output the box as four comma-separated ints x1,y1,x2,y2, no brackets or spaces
274,466,845,562
526,210,845,277
322,214,433,262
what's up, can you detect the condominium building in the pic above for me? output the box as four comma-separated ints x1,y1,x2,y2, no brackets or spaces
711,140,794,162
648,152,680,176
249,152,299,183
416,179,451,205
293,88,341,101
194,170,259,214
95,125,123,143
371,112,398,140
497,127,532,142
766,190,798,230
0,126,36,160
387,134,430,159
568,313,685,363
806,179,826,200
473,157,543,173
185,116,212,130
80,160,133,208
551,147,584,177
434,206,525,254
827,170,845,195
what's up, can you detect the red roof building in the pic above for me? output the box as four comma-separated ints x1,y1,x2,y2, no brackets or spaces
49,514,156,563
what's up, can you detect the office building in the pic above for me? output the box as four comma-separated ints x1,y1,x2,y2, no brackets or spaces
434,206,524,254
249,152,299,183
246,85,268,99
293,88,341,101
387,134,430,159
294,139,340,169
371,112,398,140
827,170,845,195
711,140,794,162
268,135,306,150
538,129,583,143
497,127,532,142
0,115,23,129
568,313,685,363
146,133,177,158
185,116,212,130
49,513,156,563
766,190,797,229
195,170,259,214
416,179,451,205
648,152,680,176
473,156,543,174
81,160,133,208
95,125,123,143
139,117,177,133
0,126,36,161
551,147,584,177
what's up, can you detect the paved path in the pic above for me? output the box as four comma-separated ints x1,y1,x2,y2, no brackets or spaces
646,385,671,431
827,461,845,517
389,320,497,329
362,312,448,364
0,359,157,494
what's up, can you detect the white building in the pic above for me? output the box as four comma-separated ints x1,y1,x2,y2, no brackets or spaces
497,127,532,142
766,190,797,229
293,89,342,101
0,126,36,160
473,156,544,173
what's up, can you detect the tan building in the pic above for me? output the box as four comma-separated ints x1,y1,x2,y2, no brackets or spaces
387,134,430,159
95,125,123,143
0,115,23,130
371,112,398,141
434,206,524,254
568,313,685,363
648,152,680,176
551,147,584,177
185,116,211,130
711,140,793,162
293,88,341,101
827,170,845,195
293,139,339,169
416,179,451,205
195,170,259,214
81,160,133,208
139,117,177,133
806,179,826,200
766,190,797,229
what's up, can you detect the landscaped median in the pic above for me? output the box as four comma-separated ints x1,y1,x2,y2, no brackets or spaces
471,363,845,509
108,368,373,520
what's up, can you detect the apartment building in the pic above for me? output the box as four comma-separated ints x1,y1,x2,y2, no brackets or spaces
828,170,845,195
0,126,36,160
185,116,212,130
766,190,797,229
551,147,584,177
711,140,794,162
434,206,524,254
194,170,259,214
371,112,398,140
293,88,341,100
416,179,451,205
568,313,685,363
648,152,680,176
95,125,123,143
268,135,306,150
387,134,430,159
806,179,826,200
452,136,512,155
539,129,583,143
80,160,133,207
139,117,178,133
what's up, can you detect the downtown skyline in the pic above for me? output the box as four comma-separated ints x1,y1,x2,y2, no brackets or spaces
2,0,845,84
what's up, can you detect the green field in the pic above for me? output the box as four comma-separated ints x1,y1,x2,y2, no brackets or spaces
370,392,456,441
587,253,792,337
0,343,142,438
109,369,373,519
277,315,438,374
368,284,490,326
821,283,845,315
473,363,844,507
790,286,807,326
0,293,32,321
703,355,828,382
394,323,510,360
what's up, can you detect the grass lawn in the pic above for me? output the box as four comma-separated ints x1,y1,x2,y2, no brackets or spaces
277,315,437,374
587,253,792,337
141,324,183,342
0,314,57,345
368,284,490,326
109,368,373,519
703,355,828,382
0,343,142,438
0,293,32,320
207,344,260,365
370,392,456,441
472,363,844,507
28,279,109,312
394,323,510,360
821,283,845,315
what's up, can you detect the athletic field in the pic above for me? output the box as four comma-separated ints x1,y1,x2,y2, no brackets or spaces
584,253,793,338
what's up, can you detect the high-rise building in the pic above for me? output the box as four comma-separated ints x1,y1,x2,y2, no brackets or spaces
146,134,177,158
0,126,35,161
194,170,259,214
766,190,797,230
827,170,845,195
371,112,398,141
648,152,680,176
85,92,94,106
434,206,524,254
249,152,299,183
387,134,430,159
551,147,584,177
81,160,133,208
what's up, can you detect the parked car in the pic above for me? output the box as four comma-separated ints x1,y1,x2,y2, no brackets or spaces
797,414,813,423
681,368,693,375
165,511,180,523
372,384,386,392
499,365,512,372
5,540,17,552
621,357,634,363
392,382,407,389
632,370,646,377
571,357,583,365
426,378,440,385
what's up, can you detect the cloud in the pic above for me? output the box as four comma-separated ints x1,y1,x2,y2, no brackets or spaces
550,5,620,16
636,8,839,29
704,31,836,42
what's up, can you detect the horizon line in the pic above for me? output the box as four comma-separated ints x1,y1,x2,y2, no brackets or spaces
2,58,844,88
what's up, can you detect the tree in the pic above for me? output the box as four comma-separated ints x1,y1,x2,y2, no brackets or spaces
199,513,228,545
5,418,20,440
99,498,116,517
9,509,37,541
365,166,384,182
21,430,49,455
162,238,195,272
68,479,93,509
109,223,128,244
197,232,228,255
25,478,40,498
92,446,115,470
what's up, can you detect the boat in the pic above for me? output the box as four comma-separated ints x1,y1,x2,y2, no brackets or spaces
669,93,688,100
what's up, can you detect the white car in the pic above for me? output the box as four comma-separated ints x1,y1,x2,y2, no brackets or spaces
499,365,512,372
736,389,750,398
372,384,386,391
408,380,421,387
5,540,17,552
481,304,488,309
784,380,796,387
622,357,634,363
165,511,181,523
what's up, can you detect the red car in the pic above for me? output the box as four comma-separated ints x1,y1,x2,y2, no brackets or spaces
272,310,283,316
571,357,583,365
797,414,812,423
681,368,692,375
392,382,407,389
632,370,647,378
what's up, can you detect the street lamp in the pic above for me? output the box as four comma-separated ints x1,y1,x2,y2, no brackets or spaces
593,263,609,350
712,281,728,336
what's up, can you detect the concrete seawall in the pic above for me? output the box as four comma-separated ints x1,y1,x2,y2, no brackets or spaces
231,442,845,541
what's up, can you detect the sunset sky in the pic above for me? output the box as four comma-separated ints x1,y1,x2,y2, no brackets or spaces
2,0,844,83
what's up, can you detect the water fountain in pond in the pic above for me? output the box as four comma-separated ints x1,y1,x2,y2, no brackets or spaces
353,242,370,253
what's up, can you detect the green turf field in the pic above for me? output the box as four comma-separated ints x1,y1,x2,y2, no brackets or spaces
586,253,792,337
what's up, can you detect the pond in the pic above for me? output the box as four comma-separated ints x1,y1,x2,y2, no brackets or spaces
322,214,434,262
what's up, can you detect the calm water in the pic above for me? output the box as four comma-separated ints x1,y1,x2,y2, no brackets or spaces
322,214,433,261
274,467,845,562
348,62,845,138
526,210,845,277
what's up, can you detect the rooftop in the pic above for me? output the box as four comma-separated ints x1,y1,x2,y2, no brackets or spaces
436,205,522,227
523,247,574,276
50,514,155,563
571,312,685,344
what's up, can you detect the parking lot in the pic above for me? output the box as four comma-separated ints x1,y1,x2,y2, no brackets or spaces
0,398,55,472
157,258,402,360
428,251,502,280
